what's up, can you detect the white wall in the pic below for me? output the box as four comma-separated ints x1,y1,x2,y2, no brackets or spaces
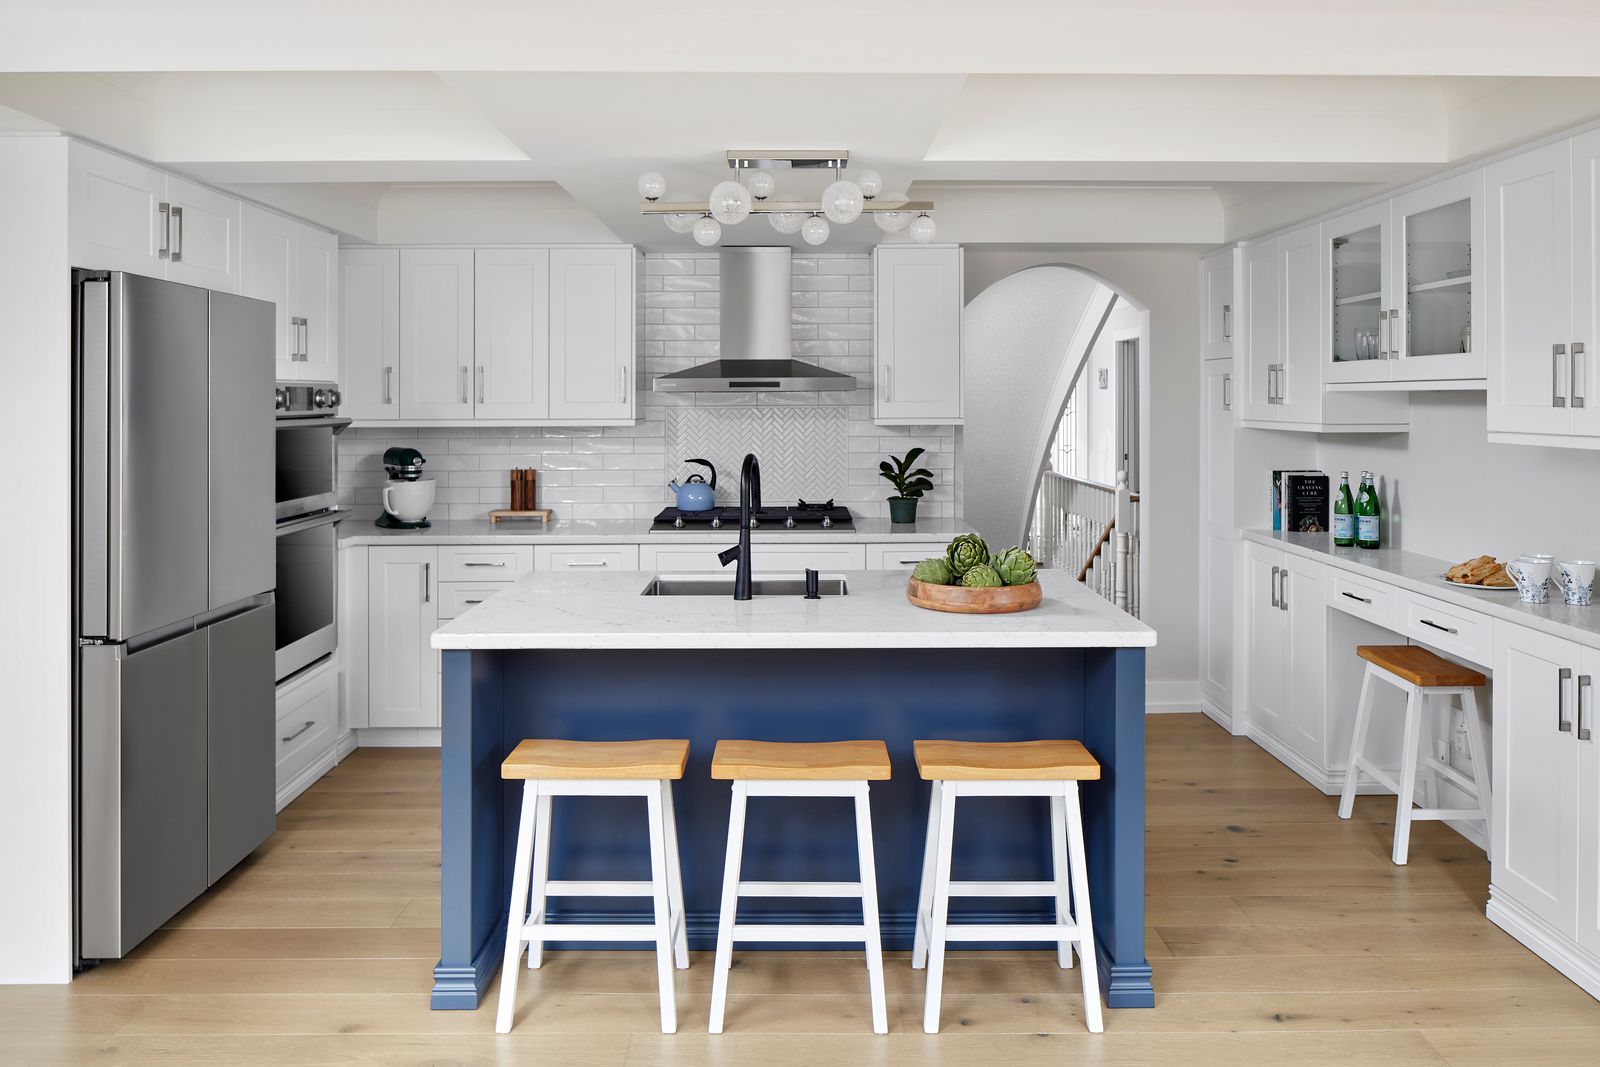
0,135,73,982
1076,301,1140,486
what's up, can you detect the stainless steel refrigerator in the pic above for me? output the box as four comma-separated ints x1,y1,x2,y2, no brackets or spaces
74,270,277,961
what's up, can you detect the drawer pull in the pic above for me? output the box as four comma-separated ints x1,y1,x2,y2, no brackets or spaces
1559,667,1574,732
463,561,507,567
1341,591,1372,604
564,560,609,567
463,599,483,605
1418,618,1457,635
282,720,316,744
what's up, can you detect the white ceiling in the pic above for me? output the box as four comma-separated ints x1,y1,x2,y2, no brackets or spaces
4,4,1600,249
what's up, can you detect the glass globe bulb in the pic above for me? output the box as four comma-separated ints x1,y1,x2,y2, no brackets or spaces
692,215,722,247
873,210,912,234
908,213,937,243
768,211,804,235
801,214,830,246
708,180,752,225
745,170,775,200
637,170,666,201
664,213,695,234
856,169,883,199
821,179,864,224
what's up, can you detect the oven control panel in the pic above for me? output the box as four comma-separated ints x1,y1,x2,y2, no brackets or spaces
275,381,342,418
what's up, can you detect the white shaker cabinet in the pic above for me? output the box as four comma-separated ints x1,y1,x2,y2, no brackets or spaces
1200,362,1234,719
242,205,298,379
474,248,552,420
366,546,439,729
874,244,963,424
1201,248,1235,361
1274,223,1325,426
548,247,635,422
340,249,401,420
243,204,338,382
162,176,241,294
1237,238,1281,422
1578,647,1600,959
400,248,476,421
1569,129,1600,441
293,225,339,383
1241,542,1326,766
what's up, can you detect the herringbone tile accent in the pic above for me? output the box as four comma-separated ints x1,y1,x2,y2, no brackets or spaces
666,407,849,505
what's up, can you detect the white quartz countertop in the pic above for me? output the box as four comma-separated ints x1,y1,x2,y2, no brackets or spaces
1243,529,1600,649
431,569,1156,651
339,515,972,547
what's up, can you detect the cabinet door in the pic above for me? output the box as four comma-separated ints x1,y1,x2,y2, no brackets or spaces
1571,130,1600,439
1324,201,1392,385
1202,249,1234,360
1244,544,1285,738
1279,556,1326,764
294,225,339,383
549,247,634,422
1486,140,1574,436
1492,624,1580,934
164,177,241,294
367,547,439,728
340,249,400,420
400,248,475,420
1237,238,1280,422
1576,647,1600,956
474,248,551,420
241,204,297,378
1200,362,1235,712
1202,532,1234,711
875,245,963,423
1391,169,1485,381
1276,223,1325,424
68,141,167,277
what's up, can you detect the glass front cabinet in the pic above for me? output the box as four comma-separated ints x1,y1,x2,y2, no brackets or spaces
1325,170,1486,386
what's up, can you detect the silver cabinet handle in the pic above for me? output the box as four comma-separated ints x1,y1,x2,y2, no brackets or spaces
290,317,300,360
1418,618,1457,635
565,560,608,568
1389,308,1401,359
1378,309,1390,359
463,560,506,567
1279,570,1288,612
1221,303,1231,341
300,317,309,361
463,598,483,605
170,205,183,262
477,365,486,405
1580,674,1593,741
1269,565,1281,608
460,365,469,404
1559,666,1574,732
1341,591,1371,604
1222,373,1232,411
1554,344,1568,408
1266,366,1275,403
282,720,315,744
618,364,627,403
158,202,172,259
1573,342,1586,409
384,366,394,405
423,562,431,603
887,364,894,403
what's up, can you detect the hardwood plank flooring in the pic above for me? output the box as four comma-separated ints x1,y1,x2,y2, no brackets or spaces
6,714,1597,1065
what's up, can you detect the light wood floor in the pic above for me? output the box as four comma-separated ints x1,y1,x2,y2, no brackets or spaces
8,714,1599,1065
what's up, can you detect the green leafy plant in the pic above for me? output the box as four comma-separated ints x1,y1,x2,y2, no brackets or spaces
946,533,991,576
879,447,934,500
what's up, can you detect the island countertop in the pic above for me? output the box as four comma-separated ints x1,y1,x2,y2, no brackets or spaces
431,568,1157,651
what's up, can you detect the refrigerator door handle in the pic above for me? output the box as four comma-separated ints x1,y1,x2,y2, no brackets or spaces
78,274,113,636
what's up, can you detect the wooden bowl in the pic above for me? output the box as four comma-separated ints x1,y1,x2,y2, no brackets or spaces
907,576,1043,614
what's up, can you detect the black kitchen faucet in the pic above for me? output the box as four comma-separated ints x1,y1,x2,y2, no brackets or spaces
717,452,761,600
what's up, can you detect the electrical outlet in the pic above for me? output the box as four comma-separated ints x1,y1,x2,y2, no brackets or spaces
1097,368,1109,389
1434,739,1451,764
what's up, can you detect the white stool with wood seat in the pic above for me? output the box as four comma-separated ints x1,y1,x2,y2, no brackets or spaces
708,739,891,1035
912,739,1104,1035
494,738,690,1035
1338,645,1490,865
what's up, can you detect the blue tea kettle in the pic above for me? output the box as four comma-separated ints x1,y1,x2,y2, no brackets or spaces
668,458,717,511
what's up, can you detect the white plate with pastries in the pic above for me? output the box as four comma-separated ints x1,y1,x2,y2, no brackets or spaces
1440,554,1517,591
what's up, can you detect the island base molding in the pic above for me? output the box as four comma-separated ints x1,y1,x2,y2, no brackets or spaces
1486,890,1600,1003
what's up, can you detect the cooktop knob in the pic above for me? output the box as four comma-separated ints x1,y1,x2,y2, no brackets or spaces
710,516,722,529
673,516,685,529
784,515,797,529
749,517,760,529
820,516,833,528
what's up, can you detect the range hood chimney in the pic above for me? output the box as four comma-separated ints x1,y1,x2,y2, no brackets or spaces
652,246,857,393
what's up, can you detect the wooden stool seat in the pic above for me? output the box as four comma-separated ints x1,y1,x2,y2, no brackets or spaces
710,739,891,781
501,738,690,781
914,739,1101,781
1356,645,1487,688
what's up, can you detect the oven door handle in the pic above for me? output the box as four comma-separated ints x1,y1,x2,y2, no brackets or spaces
275,510,347,536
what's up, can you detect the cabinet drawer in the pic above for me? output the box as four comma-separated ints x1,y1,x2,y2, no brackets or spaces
1402,591,1492,667
1326,570,1398,627
275,664,339,789
865,542,949,569
436,545,533,582
534,544,640,572
638,543,867,573
436,583,508,621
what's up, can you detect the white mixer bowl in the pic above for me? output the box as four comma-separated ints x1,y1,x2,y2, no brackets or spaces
383,479,435,522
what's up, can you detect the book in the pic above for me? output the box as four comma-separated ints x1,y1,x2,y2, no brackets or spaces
1282,472,1330,534
1271,469,1319,530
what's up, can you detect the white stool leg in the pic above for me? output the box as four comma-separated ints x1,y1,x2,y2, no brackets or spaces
912,779,941,970
1050,792,1075,970
921,781,959,1035
708,780,748,1034
660,779,689,970
645,781,679,1034
853,783,889,1035
1062,781,1104,1034
526,789,552,969
1392,684,1424,865
495,781,538,1034
1338,664,1378,819
1461,687,1492,833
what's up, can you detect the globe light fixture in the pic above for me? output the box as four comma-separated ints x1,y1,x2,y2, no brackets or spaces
908,213,937,243
873,210,912,233
801,213,830,246
745,169,776,200
856,169,883,199
637,171,667,201
768,211,805,235
664,213,696,234
708,180,752,225
820,179,865,224
692,214,722,247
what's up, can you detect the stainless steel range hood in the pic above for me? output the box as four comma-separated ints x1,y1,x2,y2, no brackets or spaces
652,246,857,393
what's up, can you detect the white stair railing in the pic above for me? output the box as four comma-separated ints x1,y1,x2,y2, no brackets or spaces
1027,468,1139,617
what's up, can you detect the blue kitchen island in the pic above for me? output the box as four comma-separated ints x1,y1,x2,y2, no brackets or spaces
428,569,1157,1011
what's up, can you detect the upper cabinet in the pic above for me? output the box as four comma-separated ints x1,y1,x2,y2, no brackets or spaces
874,244,963,424
1201,248,1235,361
242,204,339,382
340,249,401,421
548,247,636,423
474,248,552,421
399,248,476,421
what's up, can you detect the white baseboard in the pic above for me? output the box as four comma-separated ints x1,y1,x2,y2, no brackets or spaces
1487,889,1600,1002
1147,679,1201,714
276,746,339,813
354,727,442,748
1200,693,1233,732
335,729,359,762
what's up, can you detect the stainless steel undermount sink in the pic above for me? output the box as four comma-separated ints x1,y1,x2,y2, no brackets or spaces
640,575,848,597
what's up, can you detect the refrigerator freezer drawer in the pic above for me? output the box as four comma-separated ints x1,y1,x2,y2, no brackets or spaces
207,604,277,885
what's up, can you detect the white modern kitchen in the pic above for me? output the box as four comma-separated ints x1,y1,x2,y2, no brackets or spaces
4,4,1600,1064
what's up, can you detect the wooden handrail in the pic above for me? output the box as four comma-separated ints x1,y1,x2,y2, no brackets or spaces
1077,517,1116,582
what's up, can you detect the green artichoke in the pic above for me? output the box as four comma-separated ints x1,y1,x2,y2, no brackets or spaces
912,557,954,585
960,563,1003,588
945,533,990,576
993,546,1038,586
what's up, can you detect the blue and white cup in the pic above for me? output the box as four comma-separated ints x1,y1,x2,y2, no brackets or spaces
1506,556,1553,604
1558,560,1595,606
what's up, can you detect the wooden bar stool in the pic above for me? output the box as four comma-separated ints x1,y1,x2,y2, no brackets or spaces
912,739,1104,1035
494,738,691,1035
1338,645,1490,865
707,739,891,1035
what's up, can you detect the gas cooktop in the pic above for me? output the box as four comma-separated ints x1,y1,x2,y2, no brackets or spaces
650,499,854,531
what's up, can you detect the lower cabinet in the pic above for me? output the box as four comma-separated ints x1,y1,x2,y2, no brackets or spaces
1241,542,1326,767
274,658,340,811
367,546,440,729
865,542,949,569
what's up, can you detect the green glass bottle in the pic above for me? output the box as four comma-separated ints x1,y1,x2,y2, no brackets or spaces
1355,471,1382,549
1333,471,1355,547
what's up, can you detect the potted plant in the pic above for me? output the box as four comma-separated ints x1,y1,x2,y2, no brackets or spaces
879,446,934,524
